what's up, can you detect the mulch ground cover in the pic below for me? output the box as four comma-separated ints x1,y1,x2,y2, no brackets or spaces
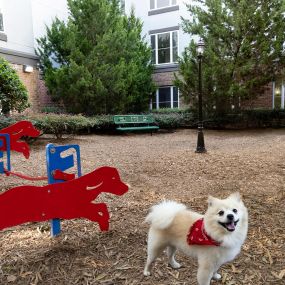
0,129,284,285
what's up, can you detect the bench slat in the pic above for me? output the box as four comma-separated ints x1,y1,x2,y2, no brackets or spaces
117,126,159,131
114,115,155,124
113,115,159,133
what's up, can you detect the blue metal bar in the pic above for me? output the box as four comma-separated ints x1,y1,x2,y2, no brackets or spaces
0,134,11,174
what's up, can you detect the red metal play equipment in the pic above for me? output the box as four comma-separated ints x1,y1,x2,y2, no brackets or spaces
0,167,128,231
0,121,129,235
0,120,41,158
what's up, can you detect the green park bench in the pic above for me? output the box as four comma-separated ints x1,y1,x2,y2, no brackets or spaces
113,115,159,134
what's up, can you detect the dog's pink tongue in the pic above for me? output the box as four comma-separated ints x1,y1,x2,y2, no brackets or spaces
227,222,235,230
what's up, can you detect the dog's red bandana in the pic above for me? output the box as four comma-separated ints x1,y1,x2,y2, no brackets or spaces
187,218,220,246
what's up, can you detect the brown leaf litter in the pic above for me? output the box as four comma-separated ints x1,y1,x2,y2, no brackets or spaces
0,129,284,285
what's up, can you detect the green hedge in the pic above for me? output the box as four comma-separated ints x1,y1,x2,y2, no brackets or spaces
30,112,192,136
205,110,285,129
29,114,114,138
0,114,114,138
0,116,18,129
1,109,285,138
152,113,193,129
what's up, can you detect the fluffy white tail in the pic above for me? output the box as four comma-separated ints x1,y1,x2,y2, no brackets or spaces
145,201,186,230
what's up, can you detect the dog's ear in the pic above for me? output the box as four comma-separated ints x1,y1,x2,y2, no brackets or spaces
229,192,241,201
208,196,219,206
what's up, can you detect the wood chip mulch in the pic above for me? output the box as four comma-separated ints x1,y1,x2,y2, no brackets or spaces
0,129,284,285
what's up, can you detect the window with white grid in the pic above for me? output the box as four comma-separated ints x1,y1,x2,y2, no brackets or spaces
151,30,178,65
150,0,177,10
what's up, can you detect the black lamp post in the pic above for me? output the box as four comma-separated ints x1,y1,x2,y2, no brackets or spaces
195,38,206,153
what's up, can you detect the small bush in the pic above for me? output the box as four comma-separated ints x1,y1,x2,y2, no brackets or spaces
152,112,193,128
205,109,285,129
41,106,65,114
29,114,94,138
89,115,114,131
0,115,17,129
0,57,30,114
151,108,192,114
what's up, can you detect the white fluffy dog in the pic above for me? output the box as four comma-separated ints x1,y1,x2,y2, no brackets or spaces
144,193,248,285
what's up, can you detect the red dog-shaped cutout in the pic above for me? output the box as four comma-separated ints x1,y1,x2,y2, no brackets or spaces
0,121,41,158
0,167,128,231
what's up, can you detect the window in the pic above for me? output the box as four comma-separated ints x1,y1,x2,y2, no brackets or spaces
152,86,179,109
120,0,125,12
273,81,285,109
0,12,4,32
150,0,177,10
151,31,178,64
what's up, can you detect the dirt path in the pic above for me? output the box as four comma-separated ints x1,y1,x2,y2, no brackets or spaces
0,129,284,284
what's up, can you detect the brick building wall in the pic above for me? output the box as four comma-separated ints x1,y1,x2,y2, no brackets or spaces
11,62,275,113
152,71,177,86
36,74,55,109
12,63,54,113
12,63,40,113
152,68,274,110
241,83,273,109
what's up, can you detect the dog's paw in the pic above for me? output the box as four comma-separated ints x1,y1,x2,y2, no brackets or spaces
212,273,222,280
143,270,151,276
169,261,182,269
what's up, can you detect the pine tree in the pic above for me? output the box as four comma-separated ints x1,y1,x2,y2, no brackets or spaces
175,0,285,113
37,0,155,115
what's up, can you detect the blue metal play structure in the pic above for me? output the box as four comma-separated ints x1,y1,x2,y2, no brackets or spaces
0,134,11,174
46,143,82,236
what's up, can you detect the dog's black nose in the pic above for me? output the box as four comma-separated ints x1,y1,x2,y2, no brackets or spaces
227,214,234,221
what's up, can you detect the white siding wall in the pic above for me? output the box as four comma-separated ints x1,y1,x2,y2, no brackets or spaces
125,0,191,57
31,0,69,50
0,0,191,57
0,0,68,55
0,0,35,54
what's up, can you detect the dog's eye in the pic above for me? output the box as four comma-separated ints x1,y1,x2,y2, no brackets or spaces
218,210,224,216
233,209,238,213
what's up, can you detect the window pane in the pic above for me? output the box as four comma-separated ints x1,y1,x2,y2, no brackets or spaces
172,47,178,62
172,31,178,62
151,35,156,64
160,102,171,108
172,31,178,47
172,0,177,5
151,50,156,64
158,48,170,63
157,0,170,9
173,87,178,102
173,101,178,108
150,0,155,9
158,33,170,49
120,0,125,11
159,87,171,103
151,35,156,49
151,93,157,109
0,14,3,31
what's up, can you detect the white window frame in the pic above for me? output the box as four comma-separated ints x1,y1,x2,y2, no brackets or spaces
150,0,177,10
151,86,179,109
151,30,178,65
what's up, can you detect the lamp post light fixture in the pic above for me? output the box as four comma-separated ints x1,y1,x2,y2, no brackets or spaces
195,38,206,153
